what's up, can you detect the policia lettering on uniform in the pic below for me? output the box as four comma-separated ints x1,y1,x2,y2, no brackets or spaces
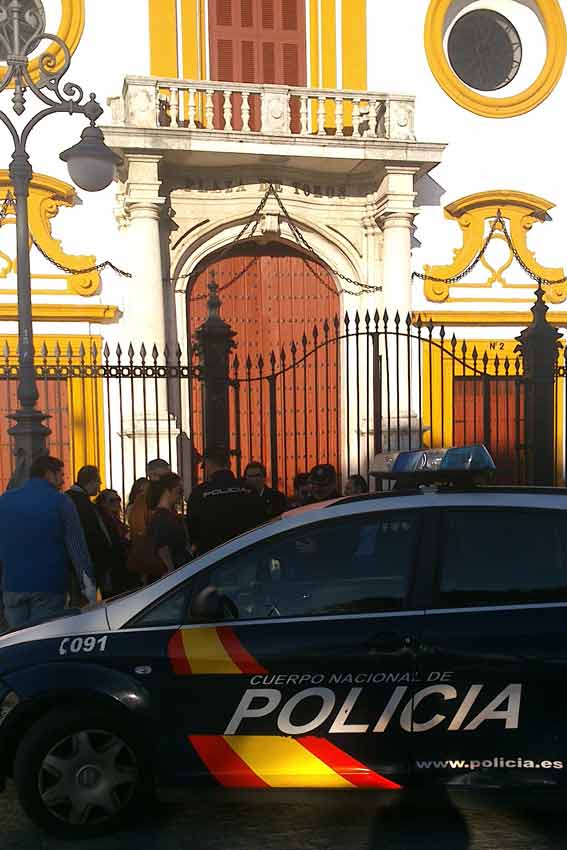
225,684,522,735
187,468,265,555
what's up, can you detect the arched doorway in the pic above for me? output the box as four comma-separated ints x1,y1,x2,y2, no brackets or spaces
187,241,341,492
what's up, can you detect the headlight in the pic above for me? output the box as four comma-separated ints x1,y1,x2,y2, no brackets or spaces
0,691,19,726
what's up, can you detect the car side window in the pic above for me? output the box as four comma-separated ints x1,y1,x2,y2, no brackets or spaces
437,508,567,607
186,511,420,622
133,584,191,628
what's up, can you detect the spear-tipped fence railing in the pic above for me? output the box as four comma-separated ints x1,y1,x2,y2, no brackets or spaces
1,306,564,497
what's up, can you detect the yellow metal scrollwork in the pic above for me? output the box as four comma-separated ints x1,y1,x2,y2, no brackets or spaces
0,170,101,296
422,191,566,304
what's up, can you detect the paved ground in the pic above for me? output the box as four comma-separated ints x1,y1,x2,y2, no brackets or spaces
1,783,566,849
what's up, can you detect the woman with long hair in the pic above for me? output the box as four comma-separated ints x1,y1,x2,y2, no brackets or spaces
146,473,191,573
125,477,149,535
95,489,140,595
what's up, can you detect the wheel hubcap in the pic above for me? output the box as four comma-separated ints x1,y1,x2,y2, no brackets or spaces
76,764,102,789
38,729,139,826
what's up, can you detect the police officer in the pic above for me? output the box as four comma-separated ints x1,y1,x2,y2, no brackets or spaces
309,463,339,502
243,461,287,519
187,449,266,555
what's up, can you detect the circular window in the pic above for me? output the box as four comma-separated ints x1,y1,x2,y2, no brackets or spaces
424,0,567,118
447,10,522,91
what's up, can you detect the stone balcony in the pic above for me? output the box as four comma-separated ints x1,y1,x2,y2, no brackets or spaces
104,76,444,179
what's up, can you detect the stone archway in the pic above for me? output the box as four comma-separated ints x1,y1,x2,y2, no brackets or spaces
187,240,341,491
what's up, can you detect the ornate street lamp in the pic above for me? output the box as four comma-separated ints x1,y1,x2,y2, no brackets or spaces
0,0,122,487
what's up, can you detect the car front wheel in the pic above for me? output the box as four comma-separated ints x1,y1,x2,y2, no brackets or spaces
14,706,153,837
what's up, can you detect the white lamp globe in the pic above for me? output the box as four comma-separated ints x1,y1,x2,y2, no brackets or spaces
60,127,122,192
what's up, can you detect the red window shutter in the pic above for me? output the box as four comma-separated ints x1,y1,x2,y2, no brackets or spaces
282,43,299,85
216,0,232,26
208,0,306,87
262,0,275,29
282,0,298,31
262,42,276,83
241,40,256,82
216,39,234,80
241,0,253,28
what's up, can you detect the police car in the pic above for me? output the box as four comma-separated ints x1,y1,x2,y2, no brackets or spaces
1,444,567,837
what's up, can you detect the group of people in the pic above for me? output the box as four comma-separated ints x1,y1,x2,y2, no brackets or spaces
0,456,140,630
0,448,369,630
289,464,369,507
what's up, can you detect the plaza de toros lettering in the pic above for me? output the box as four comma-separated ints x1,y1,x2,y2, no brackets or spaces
183,178,348,199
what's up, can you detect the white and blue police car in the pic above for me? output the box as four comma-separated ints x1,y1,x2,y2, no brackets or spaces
1,445,566,837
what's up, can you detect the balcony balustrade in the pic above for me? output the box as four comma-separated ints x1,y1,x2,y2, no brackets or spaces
109,76,416,143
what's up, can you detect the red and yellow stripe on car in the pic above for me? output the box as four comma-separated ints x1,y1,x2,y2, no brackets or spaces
168,626,266,675
190,735,401,789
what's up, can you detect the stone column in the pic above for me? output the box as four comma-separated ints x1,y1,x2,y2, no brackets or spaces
375,168,418,449
109,155,176,488
376,167,417,322
380,211,415,321
123,155,166,352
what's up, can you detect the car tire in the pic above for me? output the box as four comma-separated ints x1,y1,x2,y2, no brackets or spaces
14,705,154,838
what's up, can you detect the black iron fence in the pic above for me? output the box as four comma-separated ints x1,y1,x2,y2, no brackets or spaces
0,285,564,497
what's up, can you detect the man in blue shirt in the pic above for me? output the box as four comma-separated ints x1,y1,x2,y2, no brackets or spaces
0,455,96,629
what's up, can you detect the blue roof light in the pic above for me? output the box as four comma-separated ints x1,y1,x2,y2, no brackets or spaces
371,445,496,485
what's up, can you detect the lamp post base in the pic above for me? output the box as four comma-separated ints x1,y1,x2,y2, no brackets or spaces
6,408,50,490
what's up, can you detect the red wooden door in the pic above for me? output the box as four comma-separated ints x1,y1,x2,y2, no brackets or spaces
0,378,71,491
208,0,306,130
188,242,340,492
453,377,526,484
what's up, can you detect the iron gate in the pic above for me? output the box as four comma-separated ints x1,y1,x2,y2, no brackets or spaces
0,289,563,496
224,313,534,493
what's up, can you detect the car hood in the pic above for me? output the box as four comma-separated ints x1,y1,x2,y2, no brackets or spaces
0,606,109,648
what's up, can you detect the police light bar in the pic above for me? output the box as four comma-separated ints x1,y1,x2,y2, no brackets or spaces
371,445,496,487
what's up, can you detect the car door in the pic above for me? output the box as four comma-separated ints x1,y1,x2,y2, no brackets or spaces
129,508,429,790
413,503,567,789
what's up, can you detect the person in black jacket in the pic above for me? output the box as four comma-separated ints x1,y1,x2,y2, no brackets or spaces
244,461,287,519
67,466,111,596
187,449,265,555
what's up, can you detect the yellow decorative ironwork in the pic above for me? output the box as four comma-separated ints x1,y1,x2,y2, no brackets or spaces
0,170,101,296
412,310,567,327
422,191,567,304
0,304,119,321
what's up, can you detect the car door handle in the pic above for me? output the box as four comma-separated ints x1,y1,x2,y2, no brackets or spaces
369,632,417,651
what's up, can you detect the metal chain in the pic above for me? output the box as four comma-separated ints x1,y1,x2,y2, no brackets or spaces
185,191,268,301
499,218,567,285
412,210,567,286
268,185,382,295
30,234,132,278
7,191,561,292
0,191,15,226
0,193,132,277
179,183,382,300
